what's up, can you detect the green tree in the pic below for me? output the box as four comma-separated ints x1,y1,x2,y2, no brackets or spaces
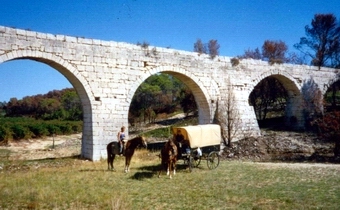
129,73,197,125
37,98,61,120
0,101,5,117
130,82,161,124
5,98,19,117
61,89,82,120
294,14,340,68
4,88,82,121
179,88,197,117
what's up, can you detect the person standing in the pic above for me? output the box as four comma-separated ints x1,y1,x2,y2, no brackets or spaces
117,126,126,155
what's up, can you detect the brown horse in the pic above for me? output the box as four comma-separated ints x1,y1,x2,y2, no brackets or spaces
124,136,147,173
158,138,178,179
106,136,147,172
106,141,119,170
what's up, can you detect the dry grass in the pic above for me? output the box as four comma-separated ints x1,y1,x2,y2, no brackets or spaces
1,149,340,209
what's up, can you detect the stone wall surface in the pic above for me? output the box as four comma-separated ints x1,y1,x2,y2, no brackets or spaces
0,26,338,160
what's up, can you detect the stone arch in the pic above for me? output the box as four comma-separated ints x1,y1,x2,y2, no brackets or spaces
247,69,304,128
247,70,301,97
127,65,220,124
320,74,340,113
0,49,94,159
323,75,340,95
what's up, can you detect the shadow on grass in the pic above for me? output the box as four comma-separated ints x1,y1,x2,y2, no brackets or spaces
131,165,159,180
79,169,108,172
137,164,159,171
137,163,190,172
130,162,195,180
130,171,155,180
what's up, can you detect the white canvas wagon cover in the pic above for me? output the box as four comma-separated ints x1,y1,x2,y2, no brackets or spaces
172,124,221,148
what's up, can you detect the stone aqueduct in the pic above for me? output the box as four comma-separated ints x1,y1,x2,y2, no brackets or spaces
0,26,339,160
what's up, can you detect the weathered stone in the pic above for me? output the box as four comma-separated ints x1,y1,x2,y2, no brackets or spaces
0,26,338,161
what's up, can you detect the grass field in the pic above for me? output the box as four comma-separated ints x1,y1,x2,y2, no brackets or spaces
1,149,340,210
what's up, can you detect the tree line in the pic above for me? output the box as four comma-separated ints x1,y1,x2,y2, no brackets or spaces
129,74,197,125
0,76,196,141
0,75,197,124
194,14,340,69
0,88,82,121
0,88,83,141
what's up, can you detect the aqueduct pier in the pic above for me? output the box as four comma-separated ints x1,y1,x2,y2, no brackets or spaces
0,26,338,160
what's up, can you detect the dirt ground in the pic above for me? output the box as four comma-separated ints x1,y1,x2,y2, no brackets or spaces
220,129,340,170
0,133,82,160
1,125,340,169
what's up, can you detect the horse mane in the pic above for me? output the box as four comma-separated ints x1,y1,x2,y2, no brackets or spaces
125,135,145,147
123,135,147,173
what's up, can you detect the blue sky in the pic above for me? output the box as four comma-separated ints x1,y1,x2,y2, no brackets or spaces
0,0,340,102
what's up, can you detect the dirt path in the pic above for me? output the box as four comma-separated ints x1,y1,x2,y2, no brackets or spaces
1,134,82,160
2,133,340,170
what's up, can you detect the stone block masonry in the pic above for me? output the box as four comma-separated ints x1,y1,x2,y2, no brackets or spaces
0,26,338,160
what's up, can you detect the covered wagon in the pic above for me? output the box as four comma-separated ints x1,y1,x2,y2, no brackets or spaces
172,124,222,171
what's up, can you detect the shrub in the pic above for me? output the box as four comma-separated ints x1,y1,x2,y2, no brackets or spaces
59,123,73,135
231,57,240,66
0,118,82,140
10,124,33,140
312,111,340,157
71,122,83,133
0,125,13,142
29,124,50,138
46,124,62,135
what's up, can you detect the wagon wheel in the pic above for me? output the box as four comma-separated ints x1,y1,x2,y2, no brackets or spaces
190,149,201,167
188,156,194,172
183,156,193,172
207,151,220,169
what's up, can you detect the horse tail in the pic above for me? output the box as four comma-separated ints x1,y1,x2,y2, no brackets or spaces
106,142,112,155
